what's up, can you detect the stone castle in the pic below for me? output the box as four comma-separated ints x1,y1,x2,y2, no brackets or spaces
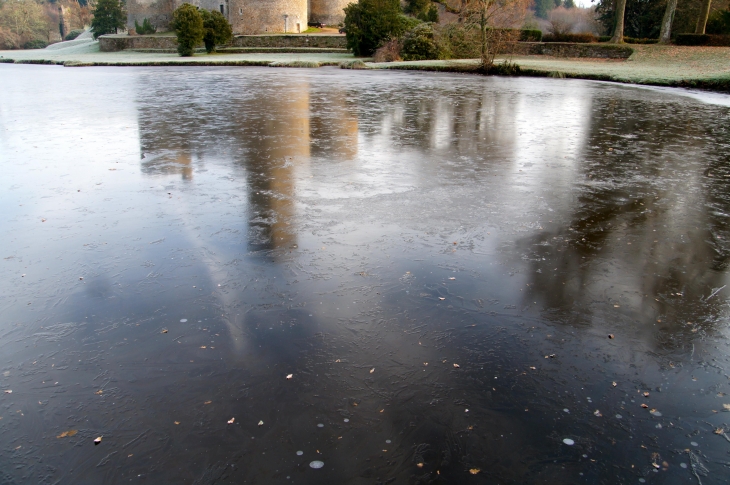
127,0,349,35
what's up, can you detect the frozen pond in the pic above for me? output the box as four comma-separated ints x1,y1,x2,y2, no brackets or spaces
1,64,730,484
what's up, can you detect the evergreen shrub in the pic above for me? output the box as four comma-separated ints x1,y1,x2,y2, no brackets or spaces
172,3,204,56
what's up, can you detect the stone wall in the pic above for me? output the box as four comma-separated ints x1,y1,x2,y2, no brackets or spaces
510,42,633,59
99,33,345,51
308,0,348,26
99,34,181,52
231,34,346,47
229,0,308,34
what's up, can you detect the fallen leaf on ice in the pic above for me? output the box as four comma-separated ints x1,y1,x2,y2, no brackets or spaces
723,404,730,411
200,346,206,349
94,436,102,445
643,392,650,397
4,390,11,394
258,420,264,426
161,329,168,333
448,277,456,280
469,468,480,475
416,463,424,468
593,410,602,417
286,374,293,380
612,382,617,387
204,401,212,405
438,297,446,301
174,421,180,425
641,404,649,408
57,430,78,438
95,390,103,395
453,364,460,368
370,368,375,374
227,418,235,424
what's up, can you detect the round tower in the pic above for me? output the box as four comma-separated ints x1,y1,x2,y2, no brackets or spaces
229,0,308,34
308,0,349,26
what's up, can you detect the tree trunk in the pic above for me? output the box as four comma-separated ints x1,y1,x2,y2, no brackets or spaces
480,5,488,68
695,0,711,33
658,0,678,43
609,0,627,43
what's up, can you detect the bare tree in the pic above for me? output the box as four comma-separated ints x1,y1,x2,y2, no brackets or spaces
658,0,678,43
609,0,627,43
695,0,712,33
458,0,529,69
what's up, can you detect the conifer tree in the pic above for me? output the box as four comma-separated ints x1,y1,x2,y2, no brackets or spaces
91,0,126,39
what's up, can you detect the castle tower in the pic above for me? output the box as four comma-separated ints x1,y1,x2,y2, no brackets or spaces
308,0,349,26
229,0,308,34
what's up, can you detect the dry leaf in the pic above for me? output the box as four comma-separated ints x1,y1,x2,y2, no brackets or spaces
448,277,456,280
94,436,102,445
379,409,384,413
57,430,78,438
335,359,341,363
416,463,424,468
453,364,460,369
529,366,536,370
227,417,235,424
612,382,617,387
4,390,12,394
469,468,481,475
95,390,103,395
641,404,649,408
723,403,730,411
438,297,446,301
174,421,180,425
593,410,602,417
643,392,650,397
286,374,293,380
608,334,615,339
258,420,264,426
200,346,206,349
370,368,375,374
204,401,212,405
161,329,168,333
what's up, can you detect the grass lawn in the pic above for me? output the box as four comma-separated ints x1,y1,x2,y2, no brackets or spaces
372,44,730,91
1,40,729,91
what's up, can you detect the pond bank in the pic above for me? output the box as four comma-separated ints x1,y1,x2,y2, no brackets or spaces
2,40,729,93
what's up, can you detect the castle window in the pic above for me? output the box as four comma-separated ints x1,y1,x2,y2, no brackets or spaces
219,4,224,13
239,7,242,14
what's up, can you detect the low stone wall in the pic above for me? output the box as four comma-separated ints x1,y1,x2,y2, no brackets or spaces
100,33,347,51
99,35,629,58
510,42,633,59
99,35,181,52
231,34,346,48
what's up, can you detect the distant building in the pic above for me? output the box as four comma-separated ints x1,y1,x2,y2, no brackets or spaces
126,0,349,34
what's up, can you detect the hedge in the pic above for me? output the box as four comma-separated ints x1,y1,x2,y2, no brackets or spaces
675,33,730,46
543,33,597,43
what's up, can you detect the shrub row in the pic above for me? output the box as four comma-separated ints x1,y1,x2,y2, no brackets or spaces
65,29,84,41
596,35,658,43
674,33,730,46
543,33,597,43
